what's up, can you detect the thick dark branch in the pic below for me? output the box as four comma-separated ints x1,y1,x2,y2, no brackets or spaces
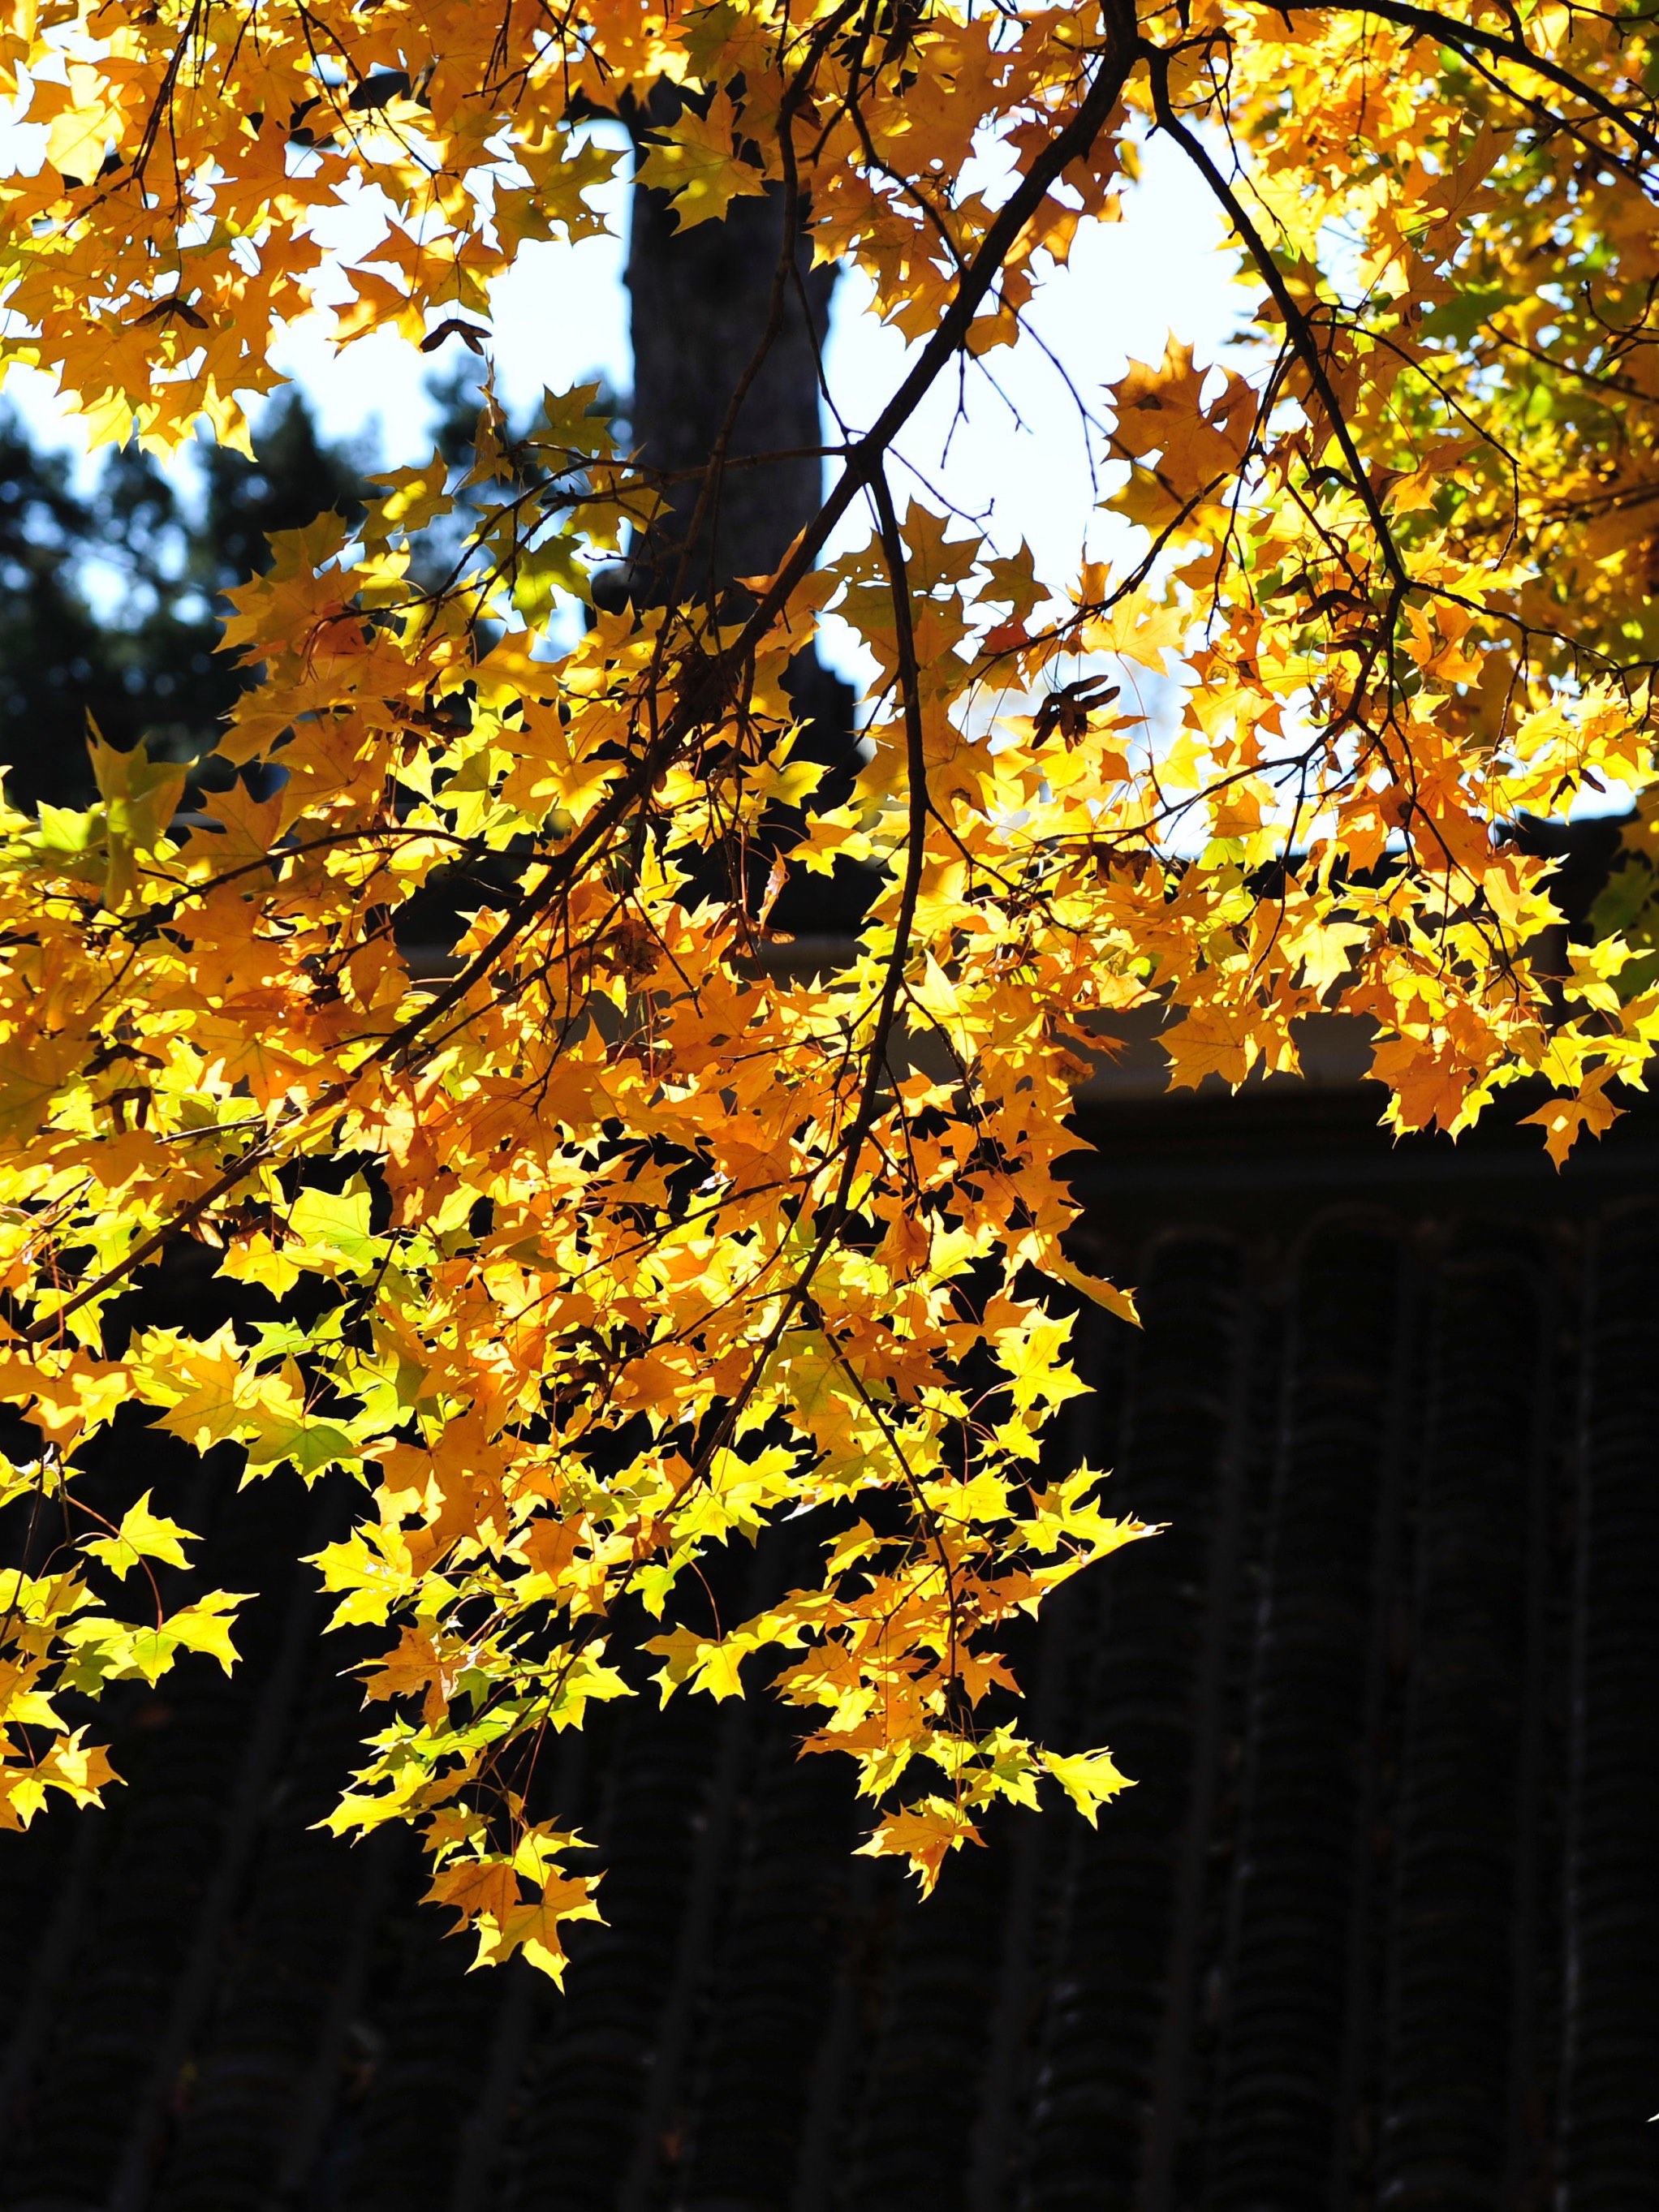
1319,0,1659,166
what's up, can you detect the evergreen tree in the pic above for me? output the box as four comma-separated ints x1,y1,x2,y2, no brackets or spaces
0,396,367,811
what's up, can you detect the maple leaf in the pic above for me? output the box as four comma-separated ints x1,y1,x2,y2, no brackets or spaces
148,1328,261,1452
0,1728,119,1830
1161,1005,1256,1092
288,1182,382,1274
645,1623,751,1703
193,1020,311,1108
424,1853,520,1937
242,1411,364,1483
367,450,455,540
1520,1066,1624,1167
488,1873,605,1983
0,1027,81,1143
85,725,185,910
857,1797,983,1896
1107,338,1252,516
636,93,769,230
514,1510,588,1588
1041,1745,1134,1827
217,1233,304,1301
84,1492,196,1580
426,1846,601,1982
59,1590,249,1688
1042,1253,1140,1328
192,777,286,869
147,1591,248,1676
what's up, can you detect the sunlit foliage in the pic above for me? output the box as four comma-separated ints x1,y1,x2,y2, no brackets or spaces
1,0,1657,1975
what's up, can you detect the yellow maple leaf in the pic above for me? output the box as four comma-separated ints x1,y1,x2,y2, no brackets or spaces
84,1491,196,1580
635,93,769,230
1161,1005,1256,1091
856,1797,984,1896
1108,337,1252,504
1519,1065,1624,1166
1041,1745,1134,1827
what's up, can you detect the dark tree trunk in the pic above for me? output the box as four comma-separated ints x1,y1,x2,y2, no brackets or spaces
625,179,835,616
621,142,863,927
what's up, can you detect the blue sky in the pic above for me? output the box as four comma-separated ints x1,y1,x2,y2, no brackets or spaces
2,122,1242,690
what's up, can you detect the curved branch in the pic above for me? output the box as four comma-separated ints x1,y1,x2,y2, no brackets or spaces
1142,39,1411,591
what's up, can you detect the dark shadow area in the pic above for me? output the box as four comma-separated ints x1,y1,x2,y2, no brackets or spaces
4,1090,1657,2210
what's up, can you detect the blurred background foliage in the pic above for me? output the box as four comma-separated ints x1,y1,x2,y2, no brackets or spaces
0,366,556,813
0,396,368,810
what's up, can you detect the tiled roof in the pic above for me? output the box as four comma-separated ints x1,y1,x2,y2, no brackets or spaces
5,1092,1658,2210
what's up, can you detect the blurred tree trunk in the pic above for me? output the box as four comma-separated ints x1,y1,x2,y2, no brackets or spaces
622,137,861,923
625,179,834,618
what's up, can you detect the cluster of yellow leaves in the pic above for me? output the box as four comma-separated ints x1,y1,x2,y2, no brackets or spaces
0,1452,243,1830
1,0,1657,1973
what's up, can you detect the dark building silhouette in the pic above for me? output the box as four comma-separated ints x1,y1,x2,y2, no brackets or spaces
3,1078,1658,2210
